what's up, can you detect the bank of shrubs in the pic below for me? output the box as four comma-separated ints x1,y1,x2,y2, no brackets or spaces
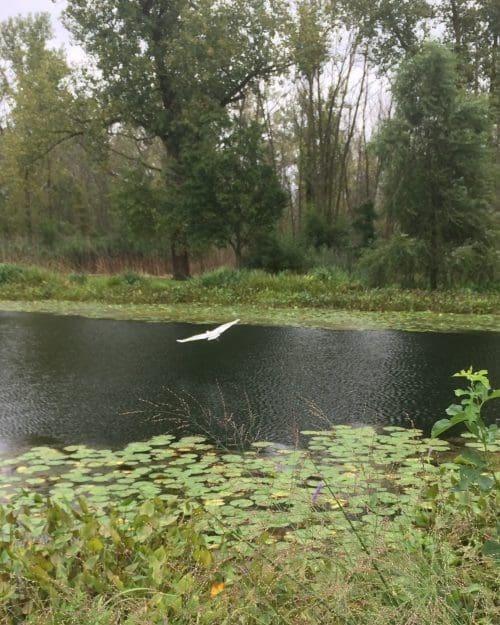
0,262,498,315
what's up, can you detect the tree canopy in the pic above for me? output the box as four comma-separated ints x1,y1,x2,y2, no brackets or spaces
375,42,494,288
0,3,497,287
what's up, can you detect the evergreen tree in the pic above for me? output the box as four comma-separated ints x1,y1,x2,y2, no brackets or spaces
375,42,494,288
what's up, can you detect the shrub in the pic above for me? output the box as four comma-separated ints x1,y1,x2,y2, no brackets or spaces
0,263,45,285
244,232,310,273
356,234,427,288
39,221,58,248
0,263,24,284
304,212,350,250
308,265,352,285
444,242,499,289
120,272,143,285
68,273,88,285
194,267,250,288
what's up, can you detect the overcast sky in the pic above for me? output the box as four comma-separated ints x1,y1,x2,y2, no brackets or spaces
0,0,85,63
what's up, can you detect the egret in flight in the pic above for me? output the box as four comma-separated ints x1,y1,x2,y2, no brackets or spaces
176,319,240,343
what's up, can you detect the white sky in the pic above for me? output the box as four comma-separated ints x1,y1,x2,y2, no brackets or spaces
0,0,85,64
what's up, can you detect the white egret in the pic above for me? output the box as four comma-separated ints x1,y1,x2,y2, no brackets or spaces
176,319,240,343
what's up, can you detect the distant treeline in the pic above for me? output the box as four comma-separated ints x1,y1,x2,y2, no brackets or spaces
0,1,498,288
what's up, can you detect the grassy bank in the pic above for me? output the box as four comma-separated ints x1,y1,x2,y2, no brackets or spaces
1,422,498,625
1,497,498,625
0,264,498,331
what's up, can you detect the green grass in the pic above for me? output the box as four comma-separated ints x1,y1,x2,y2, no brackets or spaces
9,536,499,625
0,264,498,331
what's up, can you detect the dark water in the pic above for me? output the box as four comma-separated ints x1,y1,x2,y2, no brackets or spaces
0,311,499,456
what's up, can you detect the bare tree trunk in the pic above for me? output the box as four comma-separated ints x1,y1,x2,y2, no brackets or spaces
24,170,33,241
171,242,190,280
334,50,368,217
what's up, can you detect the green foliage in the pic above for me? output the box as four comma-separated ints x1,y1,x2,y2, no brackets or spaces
304,212,350,250
39,221,58,248
244,232,310,273
343,0,432,66
0,263,25,284
308,265,353,285
0,420,498,624
193,268,251,289
120,272,144,286
106,273,145,288
356,234,427,288
63,0,288,271
0,265,499,320
0,263,44,285
111,168,167,241
0,497,214,624
173,119,287,262
0,14,104,242
351,200,376,249
431,368,500,450
68,273,88,285
57,238,101,270
375,42,495,289
445,241,500,289
430,367,500,560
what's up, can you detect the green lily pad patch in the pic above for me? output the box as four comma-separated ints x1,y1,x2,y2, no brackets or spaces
2,425,490,545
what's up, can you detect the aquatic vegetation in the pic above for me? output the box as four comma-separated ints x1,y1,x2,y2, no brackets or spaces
0,262,498,332
0,373,498,624
0,299,499,333
0,426,451,547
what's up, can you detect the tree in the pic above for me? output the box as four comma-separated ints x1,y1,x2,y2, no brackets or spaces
436,1,499,93
0,14,109,241
64,0,287,278
435,1,500,183
341,0,432,66
375,43,494,289
172,119,287,265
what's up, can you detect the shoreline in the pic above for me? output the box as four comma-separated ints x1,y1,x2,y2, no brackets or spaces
0,299,498,332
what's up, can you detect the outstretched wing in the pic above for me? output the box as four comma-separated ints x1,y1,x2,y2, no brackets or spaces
211,318,240,338
176,330,210,343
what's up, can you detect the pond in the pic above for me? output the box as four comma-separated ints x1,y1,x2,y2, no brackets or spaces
0,311,499,456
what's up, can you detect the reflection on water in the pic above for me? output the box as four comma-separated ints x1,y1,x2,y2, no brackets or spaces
0,311,499,455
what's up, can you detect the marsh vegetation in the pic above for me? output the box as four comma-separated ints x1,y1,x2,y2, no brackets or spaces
0,369,498,624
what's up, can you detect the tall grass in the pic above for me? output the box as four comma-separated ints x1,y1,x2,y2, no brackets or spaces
0,263,498,314
0,237,234,275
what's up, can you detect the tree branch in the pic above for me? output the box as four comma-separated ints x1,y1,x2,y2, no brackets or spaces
107,143,163,172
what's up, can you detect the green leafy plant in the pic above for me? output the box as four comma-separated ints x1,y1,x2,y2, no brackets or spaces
432,368,499,461
431,367,500,559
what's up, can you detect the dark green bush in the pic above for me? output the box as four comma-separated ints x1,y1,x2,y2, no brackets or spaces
445,242,499,289
352,200,376,249
68,273,88,285
304,213,351,250
356,234,427,288
0,263,44,285
309,265,355,286
0,263,25,284
120,272,143,285
39,220,58,248
244,232,310,273
193,267,250,288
